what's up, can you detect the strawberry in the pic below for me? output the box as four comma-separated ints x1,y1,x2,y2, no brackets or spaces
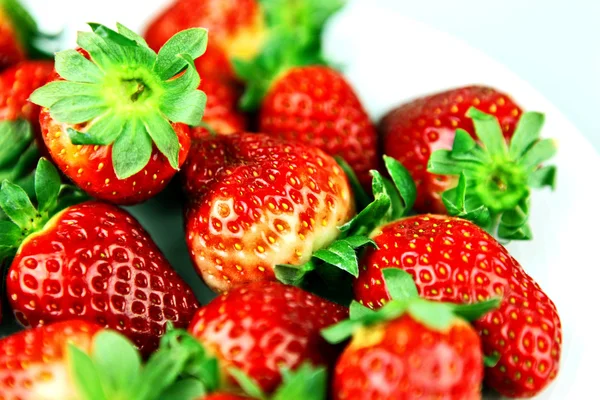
0,0,41,70
0,159,199,355
30,23,209,205
353,214,562,398
381,88,556,239
323,270,497,400
187,281,347,393
0,320,214,399
192,76,247,138
182,132,354,292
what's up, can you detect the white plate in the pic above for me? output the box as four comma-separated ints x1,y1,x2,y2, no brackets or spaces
15,1,600,399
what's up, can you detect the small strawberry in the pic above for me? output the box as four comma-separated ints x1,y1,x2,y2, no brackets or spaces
30,23,209,205
187,281,347,393
323,270,497,400
182,133,354,292
381,87,556,239
192,76,247,138
354,214,562,398
0,159,199,355
0,320,212,400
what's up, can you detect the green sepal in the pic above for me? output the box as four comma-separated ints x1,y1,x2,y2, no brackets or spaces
383,155,417,216
68,344,109,400
275,261,316,286
229,368,267,399
335,156,370,211
428,108,557,241
271,364,327,400
29,22,207,182
159,378,208,400
382,268,418,300
484,353,501,368
0,120,39,197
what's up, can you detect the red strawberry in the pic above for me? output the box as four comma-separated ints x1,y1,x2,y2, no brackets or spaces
30,24,209,205
354,214,562,398
255,66,378,188
380,88,556,240
182,132,353,292
144,0,266,82
192,76,247,138
323,276,493,400
1,160,200,355
0,320,210,399
187,281,347,393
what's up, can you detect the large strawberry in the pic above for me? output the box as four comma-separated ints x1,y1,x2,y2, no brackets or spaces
236,44,378,188
186,281,347,393
323,270,497,400
0,320,213,399
30,23,208,205
182,132,355,292
381,88,556,239
354,214,562,398
143,0,342,82
0,159,199,355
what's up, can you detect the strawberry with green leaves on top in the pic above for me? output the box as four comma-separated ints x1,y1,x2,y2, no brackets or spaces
323,270,498,400
0,320,215,400
0,159,199,355
381,87,556,239
30,23,208,205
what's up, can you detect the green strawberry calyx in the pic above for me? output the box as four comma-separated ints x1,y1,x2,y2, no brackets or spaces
0,158,87,260
321,268,500,343
275,156,416,303
234,0,346,110
0,120,39,198
29,23,208,179
427,107,557,240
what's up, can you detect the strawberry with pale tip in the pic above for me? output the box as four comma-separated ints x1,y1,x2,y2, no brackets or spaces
30,23,209,205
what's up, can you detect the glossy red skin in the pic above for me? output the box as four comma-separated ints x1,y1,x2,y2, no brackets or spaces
334,315,483,400
0,9,25,71
182,133,353,292
192,76,247,138
7,202,200,355
0,320,102,398
188,281,348,393
39,108,191,205
380,86,523,213
260,66,378,188
144,0,263,81
354,215,562,398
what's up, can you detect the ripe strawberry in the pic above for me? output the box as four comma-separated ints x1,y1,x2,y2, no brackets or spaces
192,76,247,138
354,214,562,398
182,132,353,292
30,23,209,205
144,0,265,81
0,320,211,399
187,281,347,393
0,160,199,355
381,88,556,239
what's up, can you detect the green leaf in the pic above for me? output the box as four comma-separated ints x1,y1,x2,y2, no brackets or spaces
275,261,315,286
383,155,417,214
30,81,101,109
320,318,359,344
467,107,508,157
498,219,532,241
55,49,103,83
68,344,108,400
142,114,180,170
335,156,371,211
34,158,61,214
273,364,327,400
92,331,141,397
0,180,37,230
484,353,501,368
0,120,34,170
155,28,208,80
529,165,557,190
427,149,482,176
48,96,107,124
228,368,266,400
342,236,376,250
312,240,359,277
519,138,557,171
133,348,189,400
89,23,139,47
0,220,21,253
117,23,149,47
442,172,467,215
112,119,153,179
68,113,125,146
160,83,206,126
159,378,207,400
452,298,501,321
349,301,375,320
382,268,418,301
407,300,456,331
381,176,404,222
451,129,477,156
509,111,545,160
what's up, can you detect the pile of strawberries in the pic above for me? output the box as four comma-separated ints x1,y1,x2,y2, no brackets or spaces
0,0,561,399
